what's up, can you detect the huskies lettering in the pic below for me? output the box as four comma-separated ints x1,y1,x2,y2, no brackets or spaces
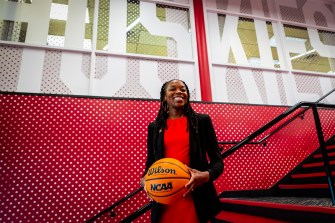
151,182,173,191
147,166,176,176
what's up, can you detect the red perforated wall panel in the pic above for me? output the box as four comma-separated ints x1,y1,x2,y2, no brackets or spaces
1,94,334,222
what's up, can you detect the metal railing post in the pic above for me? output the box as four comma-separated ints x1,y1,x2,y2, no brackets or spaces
311,105,335,205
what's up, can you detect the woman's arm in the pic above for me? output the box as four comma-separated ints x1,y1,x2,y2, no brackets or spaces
184,114,223,197
142,122,155,178
203,114,224,182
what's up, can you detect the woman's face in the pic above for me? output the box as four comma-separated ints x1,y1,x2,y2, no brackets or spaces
164,80,188,110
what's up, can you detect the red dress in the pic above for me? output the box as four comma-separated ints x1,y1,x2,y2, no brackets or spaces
159,116,199,223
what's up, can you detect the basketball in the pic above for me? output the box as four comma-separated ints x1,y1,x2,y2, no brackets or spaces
145,158,191,204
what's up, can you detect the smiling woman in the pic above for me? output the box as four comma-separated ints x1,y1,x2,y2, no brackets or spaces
163,80,188,118
140,79,224,223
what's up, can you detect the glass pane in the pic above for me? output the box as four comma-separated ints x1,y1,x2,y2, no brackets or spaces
0,20,28,42
96,0,109,51
266,22,280,68
48,0,67,47
219,15,280,68
5,0,32,3
126,1,170,56
97,0,190,58
284,24,335,74
85,0,94,49
47,0,94,49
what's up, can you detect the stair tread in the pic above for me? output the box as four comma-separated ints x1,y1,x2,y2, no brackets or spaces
221,196,333,207
291,172,335,178
314,152,335,158
220,197,335,214
278,183,335,189
215,210,290,223
303,160,335,168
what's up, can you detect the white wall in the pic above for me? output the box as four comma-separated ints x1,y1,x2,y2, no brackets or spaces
0,0,334,105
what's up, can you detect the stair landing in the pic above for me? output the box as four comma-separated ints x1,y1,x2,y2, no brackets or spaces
219,197,335,223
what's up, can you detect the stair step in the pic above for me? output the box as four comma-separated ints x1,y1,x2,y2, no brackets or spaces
291,172,335,178
220,198,335,222
278,184,333,189
297,166,334,174
220,198,335,213
303,161,335,168
314,152,335,158
215,210,289,223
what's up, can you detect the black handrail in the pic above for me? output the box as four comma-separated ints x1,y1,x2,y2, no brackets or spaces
218,105,306,150
315,88,335,103
221,102,335,158
85,187,143,223
218,88,335,149
311,105,335,205
86,97,335,222
220,102,335,205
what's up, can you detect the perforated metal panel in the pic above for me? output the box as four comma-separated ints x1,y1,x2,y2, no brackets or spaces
275,70,288,105
207,0,273,18
93,54,197,100
240,0,252,15
40,51,91,94
279,0,307,24
0,45,22,91
1,94,334,222
94,54,108,79
0,95,156,222
262,0,271,18
225,67,249,103
113,58,152,98
214,67,290,104
207,0,335,104
292,71,335,103
214,0,229,11
279,0,335,28
294,72,324,97
81,53,92,79
1,0,334,105
41,50,71,94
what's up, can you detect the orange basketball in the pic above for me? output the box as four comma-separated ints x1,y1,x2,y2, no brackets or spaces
145,158,191,204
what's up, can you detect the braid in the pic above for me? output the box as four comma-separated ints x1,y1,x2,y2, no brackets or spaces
152,80,199,151
179,80,198,134
152,82,168,143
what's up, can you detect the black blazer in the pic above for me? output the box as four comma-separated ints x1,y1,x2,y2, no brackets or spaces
143,113,224,223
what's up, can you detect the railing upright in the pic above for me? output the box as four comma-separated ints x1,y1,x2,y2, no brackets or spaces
311,105,335,205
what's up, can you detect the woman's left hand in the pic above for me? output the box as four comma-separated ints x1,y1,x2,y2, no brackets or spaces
183,165,210,198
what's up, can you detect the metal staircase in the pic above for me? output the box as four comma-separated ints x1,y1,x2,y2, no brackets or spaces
86,89,335,223
217,136,335,223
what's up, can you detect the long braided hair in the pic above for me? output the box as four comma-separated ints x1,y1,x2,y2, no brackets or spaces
152,80,199,151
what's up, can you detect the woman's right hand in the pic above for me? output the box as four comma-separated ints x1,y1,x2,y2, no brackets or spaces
140,177,153,201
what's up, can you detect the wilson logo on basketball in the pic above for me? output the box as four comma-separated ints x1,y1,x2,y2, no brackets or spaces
145,158,190,204
150,182,173,191
147,166,176,176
